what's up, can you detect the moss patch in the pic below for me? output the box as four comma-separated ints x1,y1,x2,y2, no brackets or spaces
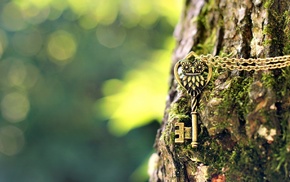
263,0,290,55
283,10,290,54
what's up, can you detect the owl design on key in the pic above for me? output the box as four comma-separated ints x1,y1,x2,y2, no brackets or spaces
174,52,212,97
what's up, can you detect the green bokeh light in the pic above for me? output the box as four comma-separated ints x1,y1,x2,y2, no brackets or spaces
0,0,182,181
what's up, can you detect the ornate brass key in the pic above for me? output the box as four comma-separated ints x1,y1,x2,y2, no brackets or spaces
174,52,212,147
173,51,290,147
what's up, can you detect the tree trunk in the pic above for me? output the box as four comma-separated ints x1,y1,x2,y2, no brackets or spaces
149,0,290,181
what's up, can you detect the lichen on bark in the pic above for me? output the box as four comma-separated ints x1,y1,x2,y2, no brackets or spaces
150,0,290,181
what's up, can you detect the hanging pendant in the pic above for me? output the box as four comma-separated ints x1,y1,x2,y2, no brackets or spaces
173,52,212,147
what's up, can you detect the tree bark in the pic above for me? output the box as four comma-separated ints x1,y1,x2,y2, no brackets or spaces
150,0,290,181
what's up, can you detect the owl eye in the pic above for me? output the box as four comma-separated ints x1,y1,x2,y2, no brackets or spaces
193,61,205,73
181,61,192,73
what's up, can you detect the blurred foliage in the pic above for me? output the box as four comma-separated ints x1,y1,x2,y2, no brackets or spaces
0,0,182,181
98,48,173,136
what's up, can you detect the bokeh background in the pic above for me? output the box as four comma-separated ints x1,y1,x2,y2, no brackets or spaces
0,0,181,181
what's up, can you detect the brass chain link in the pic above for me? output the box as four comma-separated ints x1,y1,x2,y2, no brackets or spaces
198,54,290,71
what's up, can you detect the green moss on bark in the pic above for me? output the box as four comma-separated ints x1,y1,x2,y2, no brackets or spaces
283,10,290,54
195,0,221,55
263,0,290,55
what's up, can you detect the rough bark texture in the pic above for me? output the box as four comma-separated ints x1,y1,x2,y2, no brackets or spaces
150,0,290,181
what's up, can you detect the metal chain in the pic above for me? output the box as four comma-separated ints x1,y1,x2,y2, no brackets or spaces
173,52,290,147
198,54,290,71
